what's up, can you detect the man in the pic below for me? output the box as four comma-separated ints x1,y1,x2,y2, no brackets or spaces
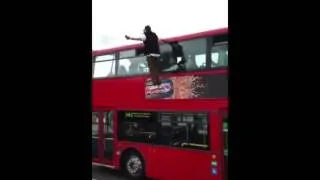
158,39,186,72
125,25,161,85
168,41,186,72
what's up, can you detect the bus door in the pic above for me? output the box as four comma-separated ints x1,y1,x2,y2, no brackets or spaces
220,110,228,180
102,110,114,163
92,112,100,161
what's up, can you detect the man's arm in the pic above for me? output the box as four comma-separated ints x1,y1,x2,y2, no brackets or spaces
125,34,146,41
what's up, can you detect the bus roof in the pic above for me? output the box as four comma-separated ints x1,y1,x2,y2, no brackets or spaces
92,27,228,56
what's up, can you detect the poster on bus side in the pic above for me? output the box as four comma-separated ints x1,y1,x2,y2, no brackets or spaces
145,73,227,99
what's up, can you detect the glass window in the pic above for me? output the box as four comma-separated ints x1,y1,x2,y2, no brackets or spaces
158,44,174,71
117,111,209,150
223,112,228,156
96,54,115,62
213,34,228,44
160,43,172,53
159,38,207,72
92,57,95,77
92,112,99,158
211,34,228,68
178,38,207,71
117,111,157,143
117,56,148,76
92,112,99,137
103,111,113,138
93,60,116,78
159,35,228,72
120,50,136,59
156,112,209,150
93,54,116,78
211,43,228,68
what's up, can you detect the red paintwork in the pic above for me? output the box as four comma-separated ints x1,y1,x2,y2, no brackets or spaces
92,28,228,180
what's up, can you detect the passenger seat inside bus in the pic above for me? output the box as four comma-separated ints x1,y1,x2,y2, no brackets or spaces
217,49,228,67
118,65,128,76
185,55,198,70
220,50,228,66
129,61,146,75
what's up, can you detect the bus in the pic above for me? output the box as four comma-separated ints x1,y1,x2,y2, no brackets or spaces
92,27,228,180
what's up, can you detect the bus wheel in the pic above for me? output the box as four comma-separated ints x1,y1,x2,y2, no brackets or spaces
123,152,145,179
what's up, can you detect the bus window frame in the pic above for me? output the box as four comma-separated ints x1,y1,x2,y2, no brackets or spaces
92,36,228,80
93,54,117,78
116,110,211,151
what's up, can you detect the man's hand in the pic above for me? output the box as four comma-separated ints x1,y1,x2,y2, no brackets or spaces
125,35,144,41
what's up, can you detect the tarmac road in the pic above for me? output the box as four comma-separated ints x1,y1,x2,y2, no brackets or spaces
92,166,130,180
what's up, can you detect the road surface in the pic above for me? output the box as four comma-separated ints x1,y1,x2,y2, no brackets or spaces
92,166,130,180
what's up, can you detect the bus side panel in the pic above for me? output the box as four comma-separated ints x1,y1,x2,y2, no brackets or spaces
149,112,222,180
92,70,228,107
114,143,217,180
150,147,220,180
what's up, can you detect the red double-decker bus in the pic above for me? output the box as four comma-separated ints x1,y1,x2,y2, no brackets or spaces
92,27,228,180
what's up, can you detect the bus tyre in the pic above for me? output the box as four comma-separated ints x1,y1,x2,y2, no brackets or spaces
123,152,145,179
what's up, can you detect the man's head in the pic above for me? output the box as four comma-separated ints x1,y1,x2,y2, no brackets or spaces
144,25,151,34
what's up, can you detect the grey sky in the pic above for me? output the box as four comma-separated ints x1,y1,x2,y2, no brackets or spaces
92,0,228,50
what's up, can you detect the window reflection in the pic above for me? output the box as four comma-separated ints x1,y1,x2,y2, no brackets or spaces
211,43,228,67
118,56,148,76
93,60,116,78
104,111,113,138
92,112,99,137
94,54,116,78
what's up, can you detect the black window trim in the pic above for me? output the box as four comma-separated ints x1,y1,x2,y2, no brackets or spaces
116,110,211,151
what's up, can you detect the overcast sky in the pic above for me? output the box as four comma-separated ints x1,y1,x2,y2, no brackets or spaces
92,0,228,50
